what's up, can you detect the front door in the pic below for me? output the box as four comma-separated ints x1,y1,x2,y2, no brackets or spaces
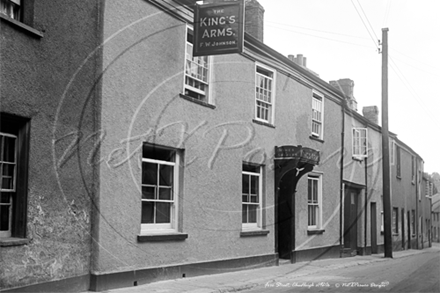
371,202,378,254
277,170,296,260
344,187,359,255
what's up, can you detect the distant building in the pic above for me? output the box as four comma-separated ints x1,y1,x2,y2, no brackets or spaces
431,194,440,243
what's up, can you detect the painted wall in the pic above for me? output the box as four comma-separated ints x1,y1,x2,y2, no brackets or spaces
390,142,418,250
295,94,342,252
93,0,344,276
366,126,384,250
0,0,101,290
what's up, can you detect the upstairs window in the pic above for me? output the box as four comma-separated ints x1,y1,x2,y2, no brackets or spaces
242,164,262,231
311,93,323,139
255,65,275,124
141,144,180,234
184,27,210,102
0,0,21,21
352,128,368,159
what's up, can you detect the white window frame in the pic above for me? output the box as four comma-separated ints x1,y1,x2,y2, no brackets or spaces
0,132,17,238
255,63,276,124
140,149,179,235
184,26,211,102
0,0,21,21
242,164,263,231
352,128,368,159
311,91,324,139
307,173,322,230
396,144,401,178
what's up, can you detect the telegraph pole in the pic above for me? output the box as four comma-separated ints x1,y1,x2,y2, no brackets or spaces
381,28,393,258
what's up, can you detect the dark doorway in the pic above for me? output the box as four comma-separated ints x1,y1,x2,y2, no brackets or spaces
371,202,378,254
277,169,296,260
344,186,360,255
407,211,411,249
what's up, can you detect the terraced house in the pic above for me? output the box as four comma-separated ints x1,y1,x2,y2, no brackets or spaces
0,0,432,292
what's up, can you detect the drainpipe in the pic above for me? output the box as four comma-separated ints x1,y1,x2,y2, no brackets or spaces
364,156,368,254
339,101,346,257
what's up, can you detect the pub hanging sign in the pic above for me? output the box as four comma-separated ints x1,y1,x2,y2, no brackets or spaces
193,0,244,57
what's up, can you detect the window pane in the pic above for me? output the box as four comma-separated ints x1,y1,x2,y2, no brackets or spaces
242,174,249,194
0,205,10,231
313,180,318,202
250,195,258,203
159,165,173,186
242,205,248,223
141,202,154,223
142,186,155,200
248,205,257,223
156,202,171,223
143,145,174,162
308,179,312,202
1,178,13,190
2,136,16,163
243,164,259,173
158,187,172,200
142,162,157,185
242,194,249,203
0,193,10,203
250,175,258,195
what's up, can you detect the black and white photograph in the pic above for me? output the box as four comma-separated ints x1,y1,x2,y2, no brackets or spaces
1,0,439,292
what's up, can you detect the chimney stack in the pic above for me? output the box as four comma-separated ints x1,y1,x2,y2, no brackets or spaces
288,54,307,67
362,106,379,125
330,78,358,111
245,0,264,42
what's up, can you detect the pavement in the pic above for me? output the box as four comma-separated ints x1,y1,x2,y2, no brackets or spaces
98,243,440,293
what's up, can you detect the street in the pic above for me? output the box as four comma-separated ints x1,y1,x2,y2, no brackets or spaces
246,249,440,292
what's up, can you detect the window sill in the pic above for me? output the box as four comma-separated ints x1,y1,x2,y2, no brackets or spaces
0,14,44,38
309,135,324,143
180,94,216,109
252,119,275,128
352,156,366,162
307,229,325,235
0,237,30,247
137,233,188,242
240,229,270,237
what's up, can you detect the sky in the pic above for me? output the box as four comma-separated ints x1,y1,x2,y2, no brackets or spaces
256,0,440,174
